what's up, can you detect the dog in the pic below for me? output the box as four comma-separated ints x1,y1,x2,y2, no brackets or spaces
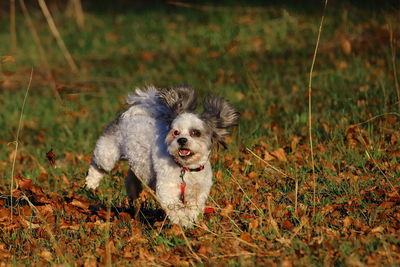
85,85,239,227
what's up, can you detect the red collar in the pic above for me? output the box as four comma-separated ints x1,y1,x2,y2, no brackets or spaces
174,160,205,173
180,165,205,172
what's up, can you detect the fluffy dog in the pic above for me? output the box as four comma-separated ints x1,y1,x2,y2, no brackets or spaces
85,85,239,227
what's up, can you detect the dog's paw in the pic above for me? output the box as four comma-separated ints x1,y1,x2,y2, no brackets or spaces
85,165,104,190
85,176,100,189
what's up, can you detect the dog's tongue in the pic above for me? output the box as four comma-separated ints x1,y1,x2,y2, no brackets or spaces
179,149,191,156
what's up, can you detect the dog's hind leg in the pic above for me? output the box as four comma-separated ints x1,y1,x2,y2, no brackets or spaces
86,132,121,189
125,169,143,219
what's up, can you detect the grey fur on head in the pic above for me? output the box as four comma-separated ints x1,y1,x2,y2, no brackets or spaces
157,85,197,118
201,95,240,148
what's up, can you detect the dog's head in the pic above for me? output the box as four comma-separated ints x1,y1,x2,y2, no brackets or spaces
161,87,239,168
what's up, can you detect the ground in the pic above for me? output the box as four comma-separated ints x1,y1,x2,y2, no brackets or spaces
0,1,399,266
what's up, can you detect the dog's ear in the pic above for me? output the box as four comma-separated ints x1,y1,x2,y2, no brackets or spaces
201,95,239,148
158,85,197,117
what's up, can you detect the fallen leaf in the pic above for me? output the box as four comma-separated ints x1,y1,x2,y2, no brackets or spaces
198,245,212,255
282,219,294,230
370,226,384,233
249,219,259,231
15,176,33,190
40,250,53,261
290,136,301,151
271,148,287,162
70,198,90,210
167,224,182,236
142,51,155,61
84,256,97,267
60,222,80,230
263,152,275,161
220,204,234,217
343,216,352,227
341,39,352,55
46,149,56,167
240,231,253,243
276,237,291,245
378,201,395,209
1,56,16,63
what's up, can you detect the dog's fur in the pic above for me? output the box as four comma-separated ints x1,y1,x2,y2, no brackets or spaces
85,85,239,227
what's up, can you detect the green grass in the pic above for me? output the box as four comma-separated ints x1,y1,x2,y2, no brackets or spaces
0,0,399,265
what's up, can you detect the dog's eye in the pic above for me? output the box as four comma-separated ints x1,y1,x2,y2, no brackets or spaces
190,129,201,137
173,130,180,136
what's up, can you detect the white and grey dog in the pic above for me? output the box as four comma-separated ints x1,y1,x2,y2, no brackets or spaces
85,85,239,227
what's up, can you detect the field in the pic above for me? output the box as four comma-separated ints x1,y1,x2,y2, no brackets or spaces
0,1,399,265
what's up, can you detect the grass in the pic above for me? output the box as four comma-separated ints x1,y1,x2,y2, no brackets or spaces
0,0,399,265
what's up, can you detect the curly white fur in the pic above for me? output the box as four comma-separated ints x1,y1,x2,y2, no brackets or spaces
85,85,238,227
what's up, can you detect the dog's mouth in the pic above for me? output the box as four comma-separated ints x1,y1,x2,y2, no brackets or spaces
178,148,193,158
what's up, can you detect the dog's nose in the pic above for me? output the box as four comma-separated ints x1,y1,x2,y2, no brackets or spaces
177,137,187,146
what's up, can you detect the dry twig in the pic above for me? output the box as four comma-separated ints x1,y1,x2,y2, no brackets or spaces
37,0,79,72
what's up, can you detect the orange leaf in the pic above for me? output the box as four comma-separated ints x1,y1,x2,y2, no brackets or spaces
248,219,259,231
343,216,352,227
263,152,274,161
71,198,90,210
1,56,16,63
220,204,234,217
239,231,253,243
271,148,287,162
15,176,33,190
341,39,352,55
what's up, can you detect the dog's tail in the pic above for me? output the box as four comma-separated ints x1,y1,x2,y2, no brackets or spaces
126,85,159,106
126,85,197,120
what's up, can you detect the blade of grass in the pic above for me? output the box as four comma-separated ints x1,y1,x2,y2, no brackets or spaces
10,68,33,222
308,0,328,218
72,0,85,29
388,23,400,111
10,0,17,52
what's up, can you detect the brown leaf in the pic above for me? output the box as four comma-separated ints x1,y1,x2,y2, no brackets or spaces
60,222,80,230
263,152,275,161
198,245,212,256
378,201,396,209
321,122,330,133
276,237,291,245
84,257,97,267
271,148,287,162
106,239,115,254
248,219,259,231
39,250,53,261
1,56,16,63
370,226,384,233
282,219,294,230
239,231,253,243
290,136,301,151
15,176,33,190
141,51,155,61
70,198,90,210
341,39,352,55
167,224,182,236
46,149,56,167
343,216,352,227
220,204,234,217
335,60,348,70
207,51,220,58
